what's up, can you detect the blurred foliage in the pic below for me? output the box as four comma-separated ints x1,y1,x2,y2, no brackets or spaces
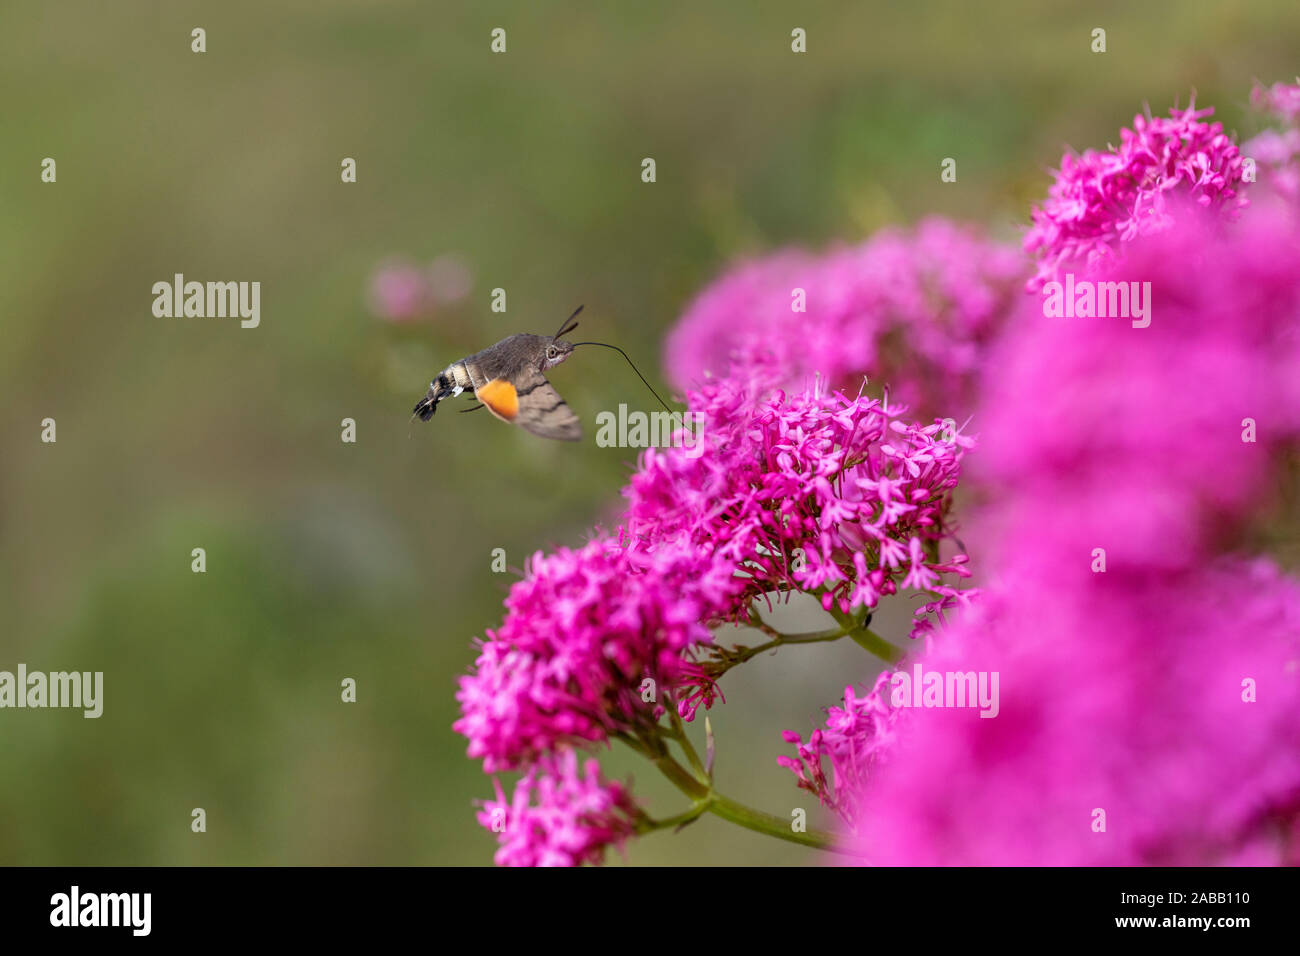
1,0,1298,864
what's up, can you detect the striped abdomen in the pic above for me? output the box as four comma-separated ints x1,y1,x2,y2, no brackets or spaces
413,360,481,420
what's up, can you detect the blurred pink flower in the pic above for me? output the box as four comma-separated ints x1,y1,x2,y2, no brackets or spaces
1250,78,1300,122
851,201,1300,865
662,219,1024,421
1242,128,1300,203
982,201,1300,574
1024,99,1249,290
855,558,1300,866
1244,127,1300,167
368,259,433,321
368,254,474,320
1245,81,1300,204
477,750,640,867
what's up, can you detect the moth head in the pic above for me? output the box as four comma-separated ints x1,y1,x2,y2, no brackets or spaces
543,305,583,370
542,338,575,370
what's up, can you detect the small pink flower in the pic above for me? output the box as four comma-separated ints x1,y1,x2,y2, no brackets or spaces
477,750,640,867
779,671,897,832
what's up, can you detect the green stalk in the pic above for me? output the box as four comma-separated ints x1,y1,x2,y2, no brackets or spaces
664,694,709,781
826,605,905,664
648,751,860,856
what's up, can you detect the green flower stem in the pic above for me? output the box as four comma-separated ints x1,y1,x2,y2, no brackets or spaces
744,623,856,658
826,605,904,665
637,801,710,834
648,750,859,856
650,749,711,799
699,616,859,685
706,792,848,853
744,599,903,666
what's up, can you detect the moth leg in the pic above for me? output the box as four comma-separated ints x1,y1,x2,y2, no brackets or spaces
460,403,486,413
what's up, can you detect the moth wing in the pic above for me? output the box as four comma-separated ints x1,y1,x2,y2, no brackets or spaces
512,368,582,441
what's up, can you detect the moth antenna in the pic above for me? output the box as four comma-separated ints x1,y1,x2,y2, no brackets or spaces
570,340,677,417
553,304,584,340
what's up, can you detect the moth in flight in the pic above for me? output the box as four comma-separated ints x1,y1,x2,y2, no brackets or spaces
412,306,671,441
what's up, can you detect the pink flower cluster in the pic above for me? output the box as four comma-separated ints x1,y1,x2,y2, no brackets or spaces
454,536,738,773
1024,100,1248,290
456,83,1300,867
853,199,1300,865
624,367,975,637
777,671,896,832
662,219,1024,420
460,370,974,863
458,535,740,866
476,750,641,867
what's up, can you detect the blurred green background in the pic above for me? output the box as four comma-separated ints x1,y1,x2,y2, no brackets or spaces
1,1,1296,865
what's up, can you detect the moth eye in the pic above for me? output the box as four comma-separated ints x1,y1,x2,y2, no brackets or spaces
546,346,558,359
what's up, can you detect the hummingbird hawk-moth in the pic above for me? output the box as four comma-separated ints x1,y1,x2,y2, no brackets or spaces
412,305,671,441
